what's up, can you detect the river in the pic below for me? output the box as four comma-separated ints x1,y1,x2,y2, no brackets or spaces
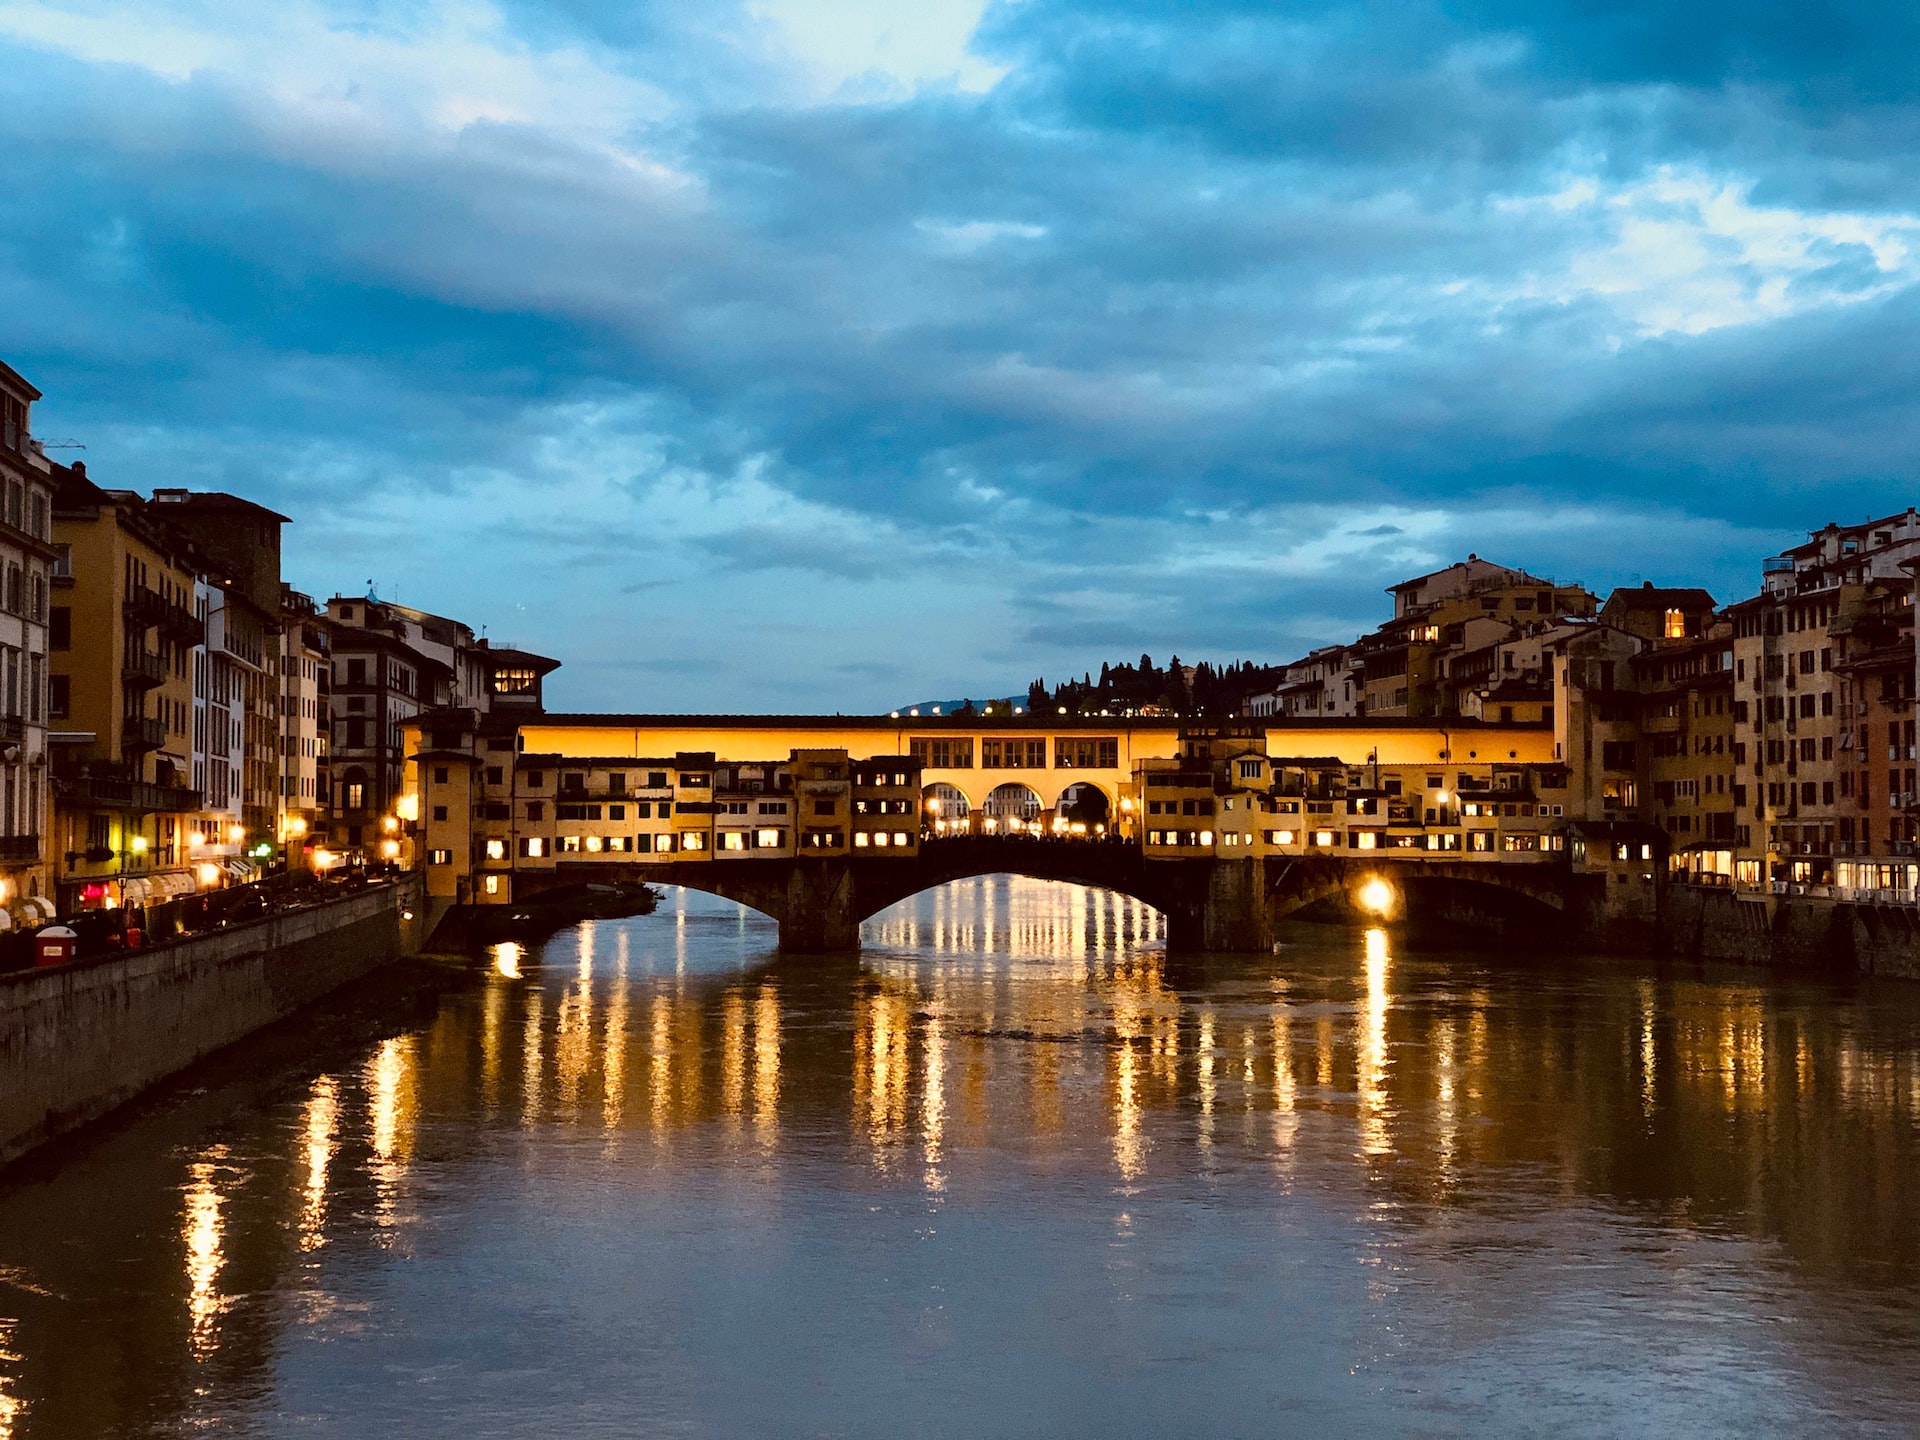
4,876,1920,1436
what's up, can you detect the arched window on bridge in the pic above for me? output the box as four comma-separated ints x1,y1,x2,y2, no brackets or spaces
924,783,972,835
1057,782,1110,833
983,783,1042,834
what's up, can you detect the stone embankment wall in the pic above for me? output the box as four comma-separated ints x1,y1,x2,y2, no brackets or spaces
1662,885,1920,979
0,877,424,1168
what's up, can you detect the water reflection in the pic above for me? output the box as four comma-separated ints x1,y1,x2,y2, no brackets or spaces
298,1075,339,1251
7,878,1920,1434
182,1149,229,1360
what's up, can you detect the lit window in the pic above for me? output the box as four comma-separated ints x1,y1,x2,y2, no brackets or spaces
1270,829,1296,845
523,838,546,858
721,831,746,851
1314,830,1336,847
1148,830,1163,845
428,849,452,865
1199,830,1214,846
483,875,501,895
854,832,870,847
485,839,505,860
606,836,629,852
893,832,910,846
585,836,603,853
1664,608,1685,639
1356,832,1377,849
682,833,706,851
755,828,783,847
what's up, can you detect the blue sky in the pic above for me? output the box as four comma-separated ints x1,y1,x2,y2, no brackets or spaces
5,1,1917,711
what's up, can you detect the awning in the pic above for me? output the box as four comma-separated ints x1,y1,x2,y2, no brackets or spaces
222,859,255,880
120,878,152,903
22,897,54,922
0,909,17,932
151,871,197,898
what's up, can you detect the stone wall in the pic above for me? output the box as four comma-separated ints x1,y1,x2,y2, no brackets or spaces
0,877,424,1168
1661,884,1920,979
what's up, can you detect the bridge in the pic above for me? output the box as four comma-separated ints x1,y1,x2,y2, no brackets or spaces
501,836,1616,952
406,710,1660,952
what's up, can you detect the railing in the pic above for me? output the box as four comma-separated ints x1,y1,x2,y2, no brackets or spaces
57,774,200,814
120,715,167,752
123,584,168,627
121,649,168,689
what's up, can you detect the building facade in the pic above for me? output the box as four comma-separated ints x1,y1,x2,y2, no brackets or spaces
0,364,57,924
49,464,203,913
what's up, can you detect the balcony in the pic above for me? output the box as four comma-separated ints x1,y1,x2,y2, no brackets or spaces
0,834,39,862
57,774,199,814
123,584,168,628
122,648,168,690
121,714,167,753
0,715,23,746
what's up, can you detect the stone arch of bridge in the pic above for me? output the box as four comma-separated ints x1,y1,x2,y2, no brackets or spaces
1267,857,1572,927
851,837,1174,926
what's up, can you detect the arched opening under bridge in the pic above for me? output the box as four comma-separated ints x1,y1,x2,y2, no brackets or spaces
861,873,1168,960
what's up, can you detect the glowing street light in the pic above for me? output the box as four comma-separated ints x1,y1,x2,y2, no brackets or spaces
1357,876,1395,918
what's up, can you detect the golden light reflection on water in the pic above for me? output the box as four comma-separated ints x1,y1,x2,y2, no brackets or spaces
298,1075,339,1251
1358,927,1392,1159
604,934,629,1132
366,1037,416,1241
182,1149,228,1360
1197,1007,1217,1160
490,941,522,979
721,988,747,1127
855,984,914,1166
753,983,781,1145
0,1319,21,1438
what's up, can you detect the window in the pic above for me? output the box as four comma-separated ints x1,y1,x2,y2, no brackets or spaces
49,607,68,651
346,658,366,684
428,849,452,865
525,802,544,821
1054,737,1119,769
525,770,545,788
520,837,546,857
433,766,449,783
814,799,837,816
432,805,448,822
48,674,68,719
345,781,365,809
909,738,973,769
1664,608,1685,639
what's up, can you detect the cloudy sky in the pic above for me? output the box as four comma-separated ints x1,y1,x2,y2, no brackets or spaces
5,1,1917,711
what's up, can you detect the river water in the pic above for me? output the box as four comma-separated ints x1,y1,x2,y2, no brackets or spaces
5,877,1920,1436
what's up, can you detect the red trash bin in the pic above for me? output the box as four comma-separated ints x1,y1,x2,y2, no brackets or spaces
35,925,77,967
